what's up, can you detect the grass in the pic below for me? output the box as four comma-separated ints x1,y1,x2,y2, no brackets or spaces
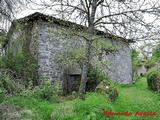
2,77,160,120
108,77,160,120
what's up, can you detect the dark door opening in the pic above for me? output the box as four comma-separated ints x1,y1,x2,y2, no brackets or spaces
68,74,81,94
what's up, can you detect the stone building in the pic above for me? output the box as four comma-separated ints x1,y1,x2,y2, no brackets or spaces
5,12,133,94
134,60,147,76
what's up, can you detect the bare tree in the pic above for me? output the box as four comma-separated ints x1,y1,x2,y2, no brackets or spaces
24,0,160,100
0,0,26,33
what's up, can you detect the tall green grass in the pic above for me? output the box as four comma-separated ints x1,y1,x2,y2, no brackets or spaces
4,77,160,120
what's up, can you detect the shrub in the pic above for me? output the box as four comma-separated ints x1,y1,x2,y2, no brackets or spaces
0,52,38,94
131,49,142,67
146,67,160,92
132,74,142,84
152,44,160,62
144,59,155,70
0,69,25,95
131,49,143,76
0,52,38,84
86,64,106,91
0,75,15,94
95,78,118,101
31,77,60,101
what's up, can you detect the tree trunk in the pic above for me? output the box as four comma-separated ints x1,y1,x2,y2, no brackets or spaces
79,0,97,100
79,33,93,100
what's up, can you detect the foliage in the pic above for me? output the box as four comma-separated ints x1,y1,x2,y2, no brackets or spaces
0,52,37,86
0,35,7,48
0,75,16,94
57,46,85,68
152,44,160,62
144,59,156,70
144,44,160,70
95,77,118,102
143,43,160,70
132,74,142,83
51,93,111,120
86,64,107,92
0,52,39,100
131,49,143,77
146,67,160,92
131,49,142,67
1,77,160,119
31,77,60,101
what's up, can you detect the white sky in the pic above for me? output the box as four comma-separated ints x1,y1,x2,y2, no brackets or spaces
3,0,160,56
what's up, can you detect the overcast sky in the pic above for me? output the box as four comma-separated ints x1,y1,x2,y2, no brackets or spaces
1,0,160,56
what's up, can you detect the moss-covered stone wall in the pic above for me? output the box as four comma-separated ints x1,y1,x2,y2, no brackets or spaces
6,13,133,94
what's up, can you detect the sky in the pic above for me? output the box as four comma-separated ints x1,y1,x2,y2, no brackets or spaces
2,0,160,57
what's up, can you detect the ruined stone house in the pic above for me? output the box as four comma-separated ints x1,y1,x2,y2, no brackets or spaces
5,12,133,94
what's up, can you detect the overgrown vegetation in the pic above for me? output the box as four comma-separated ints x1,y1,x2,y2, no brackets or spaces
109,77,160,120
86,64,109,91
146,67,160,92
1,76,160,120
152,44,160,62
31,78,60,101
0,52,38,94
0,52,61,101
0,34,7,47
144,59,156,70
144,43,160,70
131,49,142,67
144,44,160,93
1,43,160,120
131,49,142,75
96,79,118,102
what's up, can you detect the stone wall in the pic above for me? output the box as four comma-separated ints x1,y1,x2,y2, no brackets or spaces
36,21,132,92
6,21,38,59
106,40,132,84
36,21,85,93
6,16,133,94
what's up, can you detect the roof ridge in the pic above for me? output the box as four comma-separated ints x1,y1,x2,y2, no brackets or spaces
14,12,134,43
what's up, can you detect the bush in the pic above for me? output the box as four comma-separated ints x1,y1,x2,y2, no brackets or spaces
0,52,38,95
132,74,142,84
86,64,106,91
146,67,160,92
0,69,26,95
0,51,38,102
0,52,38,86
0,75,15,94
31,77,60,101
144,59,155,70
131,49,143,75
152,44,160,62
95,78,118,101
131,49,142,67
